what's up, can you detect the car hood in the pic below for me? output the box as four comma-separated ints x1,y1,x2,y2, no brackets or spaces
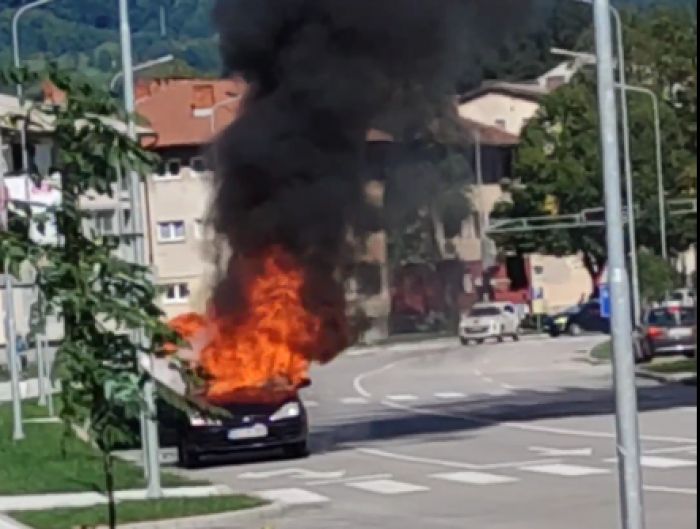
205,387,301,415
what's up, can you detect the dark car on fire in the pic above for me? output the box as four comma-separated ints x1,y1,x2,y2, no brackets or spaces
158,387,309,468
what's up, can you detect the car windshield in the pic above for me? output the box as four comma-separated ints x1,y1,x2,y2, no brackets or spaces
470,307,501,317
647,308,695,327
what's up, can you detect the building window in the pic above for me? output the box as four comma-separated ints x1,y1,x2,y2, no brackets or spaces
495,119,507,130
163,283,190,304
92,210,115,235
157,220,186,242
534,265,545,276
194,218,205,239
190,156,207,173
155,159,182,180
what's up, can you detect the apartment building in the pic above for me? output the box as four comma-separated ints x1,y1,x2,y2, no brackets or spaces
134,77,246,319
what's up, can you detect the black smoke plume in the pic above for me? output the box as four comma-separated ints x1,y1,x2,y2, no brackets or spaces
210,0,533,347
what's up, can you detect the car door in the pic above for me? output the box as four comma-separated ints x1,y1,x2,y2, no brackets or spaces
502,304,518,333
580,302,603,332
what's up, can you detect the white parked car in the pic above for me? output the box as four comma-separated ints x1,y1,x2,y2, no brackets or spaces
459,302,521,345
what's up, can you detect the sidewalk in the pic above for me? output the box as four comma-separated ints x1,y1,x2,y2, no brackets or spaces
0,486,234,513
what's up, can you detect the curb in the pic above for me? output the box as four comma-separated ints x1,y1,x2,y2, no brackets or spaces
636,369,697,385
0,514,32,529
92,501,311,529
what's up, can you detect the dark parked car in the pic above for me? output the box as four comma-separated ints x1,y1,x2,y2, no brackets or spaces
158,388,309,468
635,306,697,363
546,301,611,337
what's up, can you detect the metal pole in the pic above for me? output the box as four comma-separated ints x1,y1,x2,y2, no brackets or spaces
474,130,490,302
611,7,642,327
119,0,162,499
617,85,668,261
110,55,175,93
593,2,645,528
3,259,25,441
36,289,47,408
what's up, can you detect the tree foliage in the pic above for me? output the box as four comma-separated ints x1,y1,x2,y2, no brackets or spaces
492,8,697,293
0,66,175,529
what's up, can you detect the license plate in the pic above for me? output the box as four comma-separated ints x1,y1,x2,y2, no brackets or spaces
228,424,268,441
669,328,693,339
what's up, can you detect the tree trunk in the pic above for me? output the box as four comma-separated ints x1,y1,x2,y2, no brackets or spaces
103,452,117,529
582,252,606,300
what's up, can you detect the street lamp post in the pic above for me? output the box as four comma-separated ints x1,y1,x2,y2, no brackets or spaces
110,54,175,93
618,84,668,261
209,97,239,134
576,0,641,326
592,2,646,529
118,0,162,499
12,0,55,178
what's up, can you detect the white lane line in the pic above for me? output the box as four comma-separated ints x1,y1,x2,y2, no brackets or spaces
306,474,393,487
605,456,697,469
353,355,697,445
353,361,398,399
501,383,520,391
255,488,330,506
346,479,429,495
432,471,519,485
521,464,610,477
644,445,698,456
340,397,369,405
240,469,346,480
644,485,697,496
530,446,594,457
434,392,467,400
386,394,419,402
357,447,559,471
381,391,697,445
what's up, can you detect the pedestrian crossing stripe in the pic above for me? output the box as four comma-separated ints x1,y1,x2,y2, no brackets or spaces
432,471,519,485
346,479,429,495
521,464,610,477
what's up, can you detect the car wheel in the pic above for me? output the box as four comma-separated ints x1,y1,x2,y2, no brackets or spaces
476,339,485,345
569,323,583,337
460,337,470,346
177,441,200,469
284,442,309,459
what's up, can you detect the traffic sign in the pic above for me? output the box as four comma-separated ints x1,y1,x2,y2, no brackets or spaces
600,283,611,319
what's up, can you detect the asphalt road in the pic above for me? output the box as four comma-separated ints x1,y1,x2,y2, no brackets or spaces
175,335,698,529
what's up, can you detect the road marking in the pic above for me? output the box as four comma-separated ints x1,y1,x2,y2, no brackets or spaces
386,394,419,402
303,400,320,408
239,469,346,480
353,355,697,445
353,361,398,399
346,479,429,495
530,447,594,457
644,445,698,455
340,397,369,405
644,485,697,496
521,464,610,477
306,474,393,487
501,383,520,391
605,456,697,469
432,471,518,485
483,376,495,384
255,488,330,505
357,447,559,471
434,392,467,400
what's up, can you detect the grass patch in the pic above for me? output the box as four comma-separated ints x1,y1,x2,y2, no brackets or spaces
590,340,612,362
646,359,697,375
11,496,264,529
0,401,199,495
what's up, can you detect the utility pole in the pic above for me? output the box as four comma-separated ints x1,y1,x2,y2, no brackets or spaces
118,0,162,499
1,132,25,442
592,2,645,529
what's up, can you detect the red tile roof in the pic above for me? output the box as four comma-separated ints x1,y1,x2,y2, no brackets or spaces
135,78,247,149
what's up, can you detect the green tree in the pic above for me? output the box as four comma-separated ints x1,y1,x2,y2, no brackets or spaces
492,6,697,295
637,249,681,304
0,67,175,529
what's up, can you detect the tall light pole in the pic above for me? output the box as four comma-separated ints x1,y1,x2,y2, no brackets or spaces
619,84,668,261
110,54,175,93
208,97,240,134
119,0,162,499
592,2,646,529
12,0,55,180
576,0,641,325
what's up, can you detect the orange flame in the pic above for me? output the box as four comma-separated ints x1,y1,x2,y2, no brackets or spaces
167,247,348,403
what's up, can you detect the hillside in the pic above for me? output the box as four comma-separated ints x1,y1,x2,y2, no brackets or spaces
0,0,695,93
